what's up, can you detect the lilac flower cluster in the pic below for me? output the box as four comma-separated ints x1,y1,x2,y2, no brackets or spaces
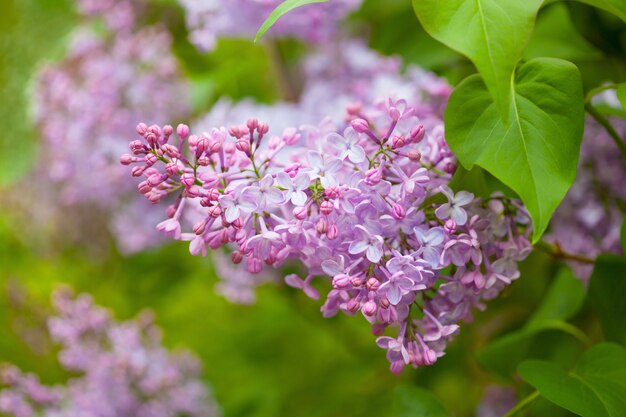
180,0,362,51
0,289,218,417
30,0,189,253
120,95,531,372
546,117,626,278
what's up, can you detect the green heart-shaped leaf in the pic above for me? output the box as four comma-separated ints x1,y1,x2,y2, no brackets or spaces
572,0,626,23
445,58,584,241
413,0,542,122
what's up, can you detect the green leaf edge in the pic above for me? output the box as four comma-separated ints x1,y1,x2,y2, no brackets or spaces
254,0,329,42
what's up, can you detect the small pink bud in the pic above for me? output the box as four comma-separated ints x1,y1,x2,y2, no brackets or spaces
351,118,369,133
120,154,133,165
207,205,222,218
181,173,195,187
196,136,210,156
193,219,207,235
363,300,377,316
136,123,148,135
231,251,244,264
391,135,406,149
131,166,145,177
246,118,258,130
197,156,210,166
366,278,380,291
392,203,406,220
407,149,421,162
177,123,190,139
346,298,360,313
268,135,281,149
147,174,165,187
163,125,174,138
320,201,333,215
444,219,457,234
206,188,220,201
422,348,437,365
186,186,202,198
231,218,243,229
293,206,308,220
282,128,300,145
137,181,151,194
365,168,382,185
379,297,390,309
444,162,456,174
257,122,269,135
235,138,250,153
224,142,235,154
326,224,338,240
165,162,179,176
351,277,364,287
324,186,339,198
208,138,222,154
145,153,157,166
390,360,405,375
409,124,425,143
129,140,144,154
332,274,351,289
346,102,362,116
161,144,180,158
166,204,177,218
389,106,401,122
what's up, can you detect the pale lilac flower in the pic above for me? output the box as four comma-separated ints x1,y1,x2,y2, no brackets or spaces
414,227,445,268
306,151,342,187
348,225,384,263
326,128,366,163
219,187,258,223
276,172,309,206
435,186,474,225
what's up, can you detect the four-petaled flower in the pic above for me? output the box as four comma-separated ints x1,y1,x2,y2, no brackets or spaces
326,127,366,163
349,225,384,263
435,186,474,225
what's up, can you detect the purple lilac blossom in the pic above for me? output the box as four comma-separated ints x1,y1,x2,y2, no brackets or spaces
120,94,532,373
30,0,189,253
180,0,363,51
0,289,218,417
545,117,626,279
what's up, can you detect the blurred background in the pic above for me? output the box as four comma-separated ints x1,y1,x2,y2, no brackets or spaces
1,0,625,416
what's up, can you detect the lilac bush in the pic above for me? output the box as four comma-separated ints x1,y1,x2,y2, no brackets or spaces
29,0,188,253
119,92,531,372
0,289,218,417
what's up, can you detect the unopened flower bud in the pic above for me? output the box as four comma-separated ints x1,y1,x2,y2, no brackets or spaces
346,298,360,313
293,206,308,220
137,181,151,194
391,135,406,149
177,123,190,139
257,122,269,135
235,138,250,153
366,278,380,291
282,128,299,145
186,185,202,198
365,167,382,185
407,149,421,162
326,224,338,240
165,162,179,176
246,257,263,273
120,154,133,165
131,166,145,177
316,219,328,234
409,124,425,143
197,156,210,166
207,205,222,218
320,201,333,215
363,300,377,316
246,118,258,131
351,118,369,133
181,173,195,187
163,125,174,138
231,251,244,264
392,203,406,220
332,274,351,289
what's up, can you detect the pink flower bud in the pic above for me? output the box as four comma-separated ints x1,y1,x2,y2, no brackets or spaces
444,219,457,234
235,138,250,153
391,135,406,149
207,205,222,218
257,122,269,135
363,300,377,316
346,298,360,313
422,348,437,365
392,203,406,220
120,154,133,165
206,188,220,201
320,201,333,215
351,277,364,287
365,167,382,185
246,118,258,130
379,297,390,309
209,138,222,154
186,185,202,198
196,136,210,156
346,102,362,116
130,140,145,154
231,218,243,229
224,142,235,154
193,219,207,235
131,166,145,177
166,204,177,218
197,156,210,166
351,118,369,133
389,106,401,122
332,274,351,289
390,360,405,375
147,173,165,187
327,224,338,240
268,135,281,149
145,153,157,166
136,123,148,135
137,181,151,194
163,125,174,138
409,124,425,143
165,162,179,176
181,173,195,187
366,278,380,291
161,144,179,158
231,251,244,264
324,186,339,198
407,149,421,162
177,123,190,139
444,162,456,174
293,206,308,220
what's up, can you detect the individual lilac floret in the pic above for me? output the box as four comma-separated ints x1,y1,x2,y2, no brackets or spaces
0,289,218,417
179,0,363,51
121,96,531,373
546,116,626,278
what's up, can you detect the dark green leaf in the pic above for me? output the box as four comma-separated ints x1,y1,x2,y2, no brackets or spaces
589,254,626,345
412,0,542,122
572,0,626,23
621,219,626,251
254,0,328,42
524,3,603,61
445,58,584,242
519,343,626,417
